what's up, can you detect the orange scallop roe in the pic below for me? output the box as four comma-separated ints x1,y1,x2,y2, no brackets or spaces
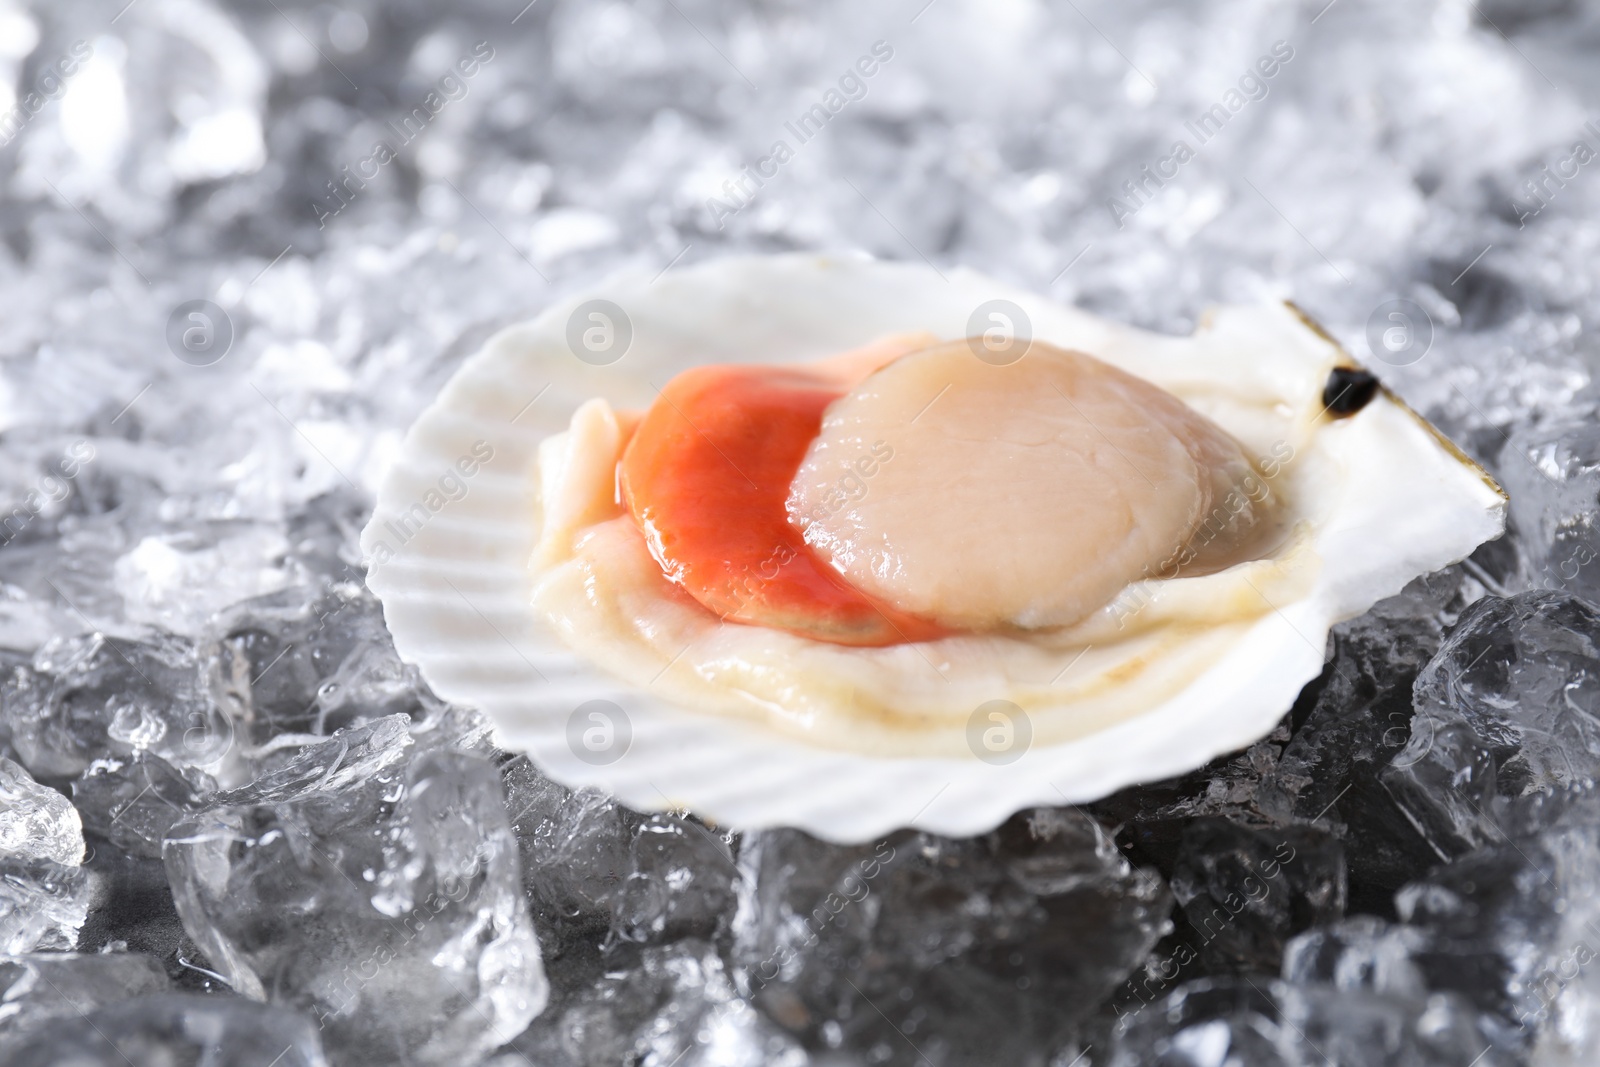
618,336,947,647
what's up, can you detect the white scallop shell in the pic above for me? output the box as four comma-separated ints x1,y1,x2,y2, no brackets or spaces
363,254,1505,843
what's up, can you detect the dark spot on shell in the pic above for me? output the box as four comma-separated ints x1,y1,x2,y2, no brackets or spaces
1323,367,1380,417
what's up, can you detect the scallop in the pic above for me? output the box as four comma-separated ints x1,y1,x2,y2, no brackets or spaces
788,340,1273,631
363,254,1506,842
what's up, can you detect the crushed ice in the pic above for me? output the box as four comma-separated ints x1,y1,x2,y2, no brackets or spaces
2,0,1600,1064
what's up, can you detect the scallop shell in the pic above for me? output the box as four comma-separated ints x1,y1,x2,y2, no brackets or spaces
362,254,1505,842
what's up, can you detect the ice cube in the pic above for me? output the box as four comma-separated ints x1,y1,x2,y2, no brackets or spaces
734,809,1169,1065
1258,576,1467,909
1414,593,1600,796
0,857,91,954
501,754,639,934
0,950,169,1041
506,939,807,1067
1169,821,1346,974
501,755,741,956
0,756,90,955
1090,723,1291,866
1,632,237,779
1389,777,1600,1058
113,526,297,637
1501,418,1600,603
210,583,445,743
1282,916,1430,998
0,755,83,865
1396,840,1565,1044
1107,977,1507,1067
163,716,547,1066
1378,722,1501,862
1107,977,1295,1066
72,753,216,859
283,490,371,583
613,811,740,945
1092,576,1470,920
5,992,329,1067
1381,592,1600,861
